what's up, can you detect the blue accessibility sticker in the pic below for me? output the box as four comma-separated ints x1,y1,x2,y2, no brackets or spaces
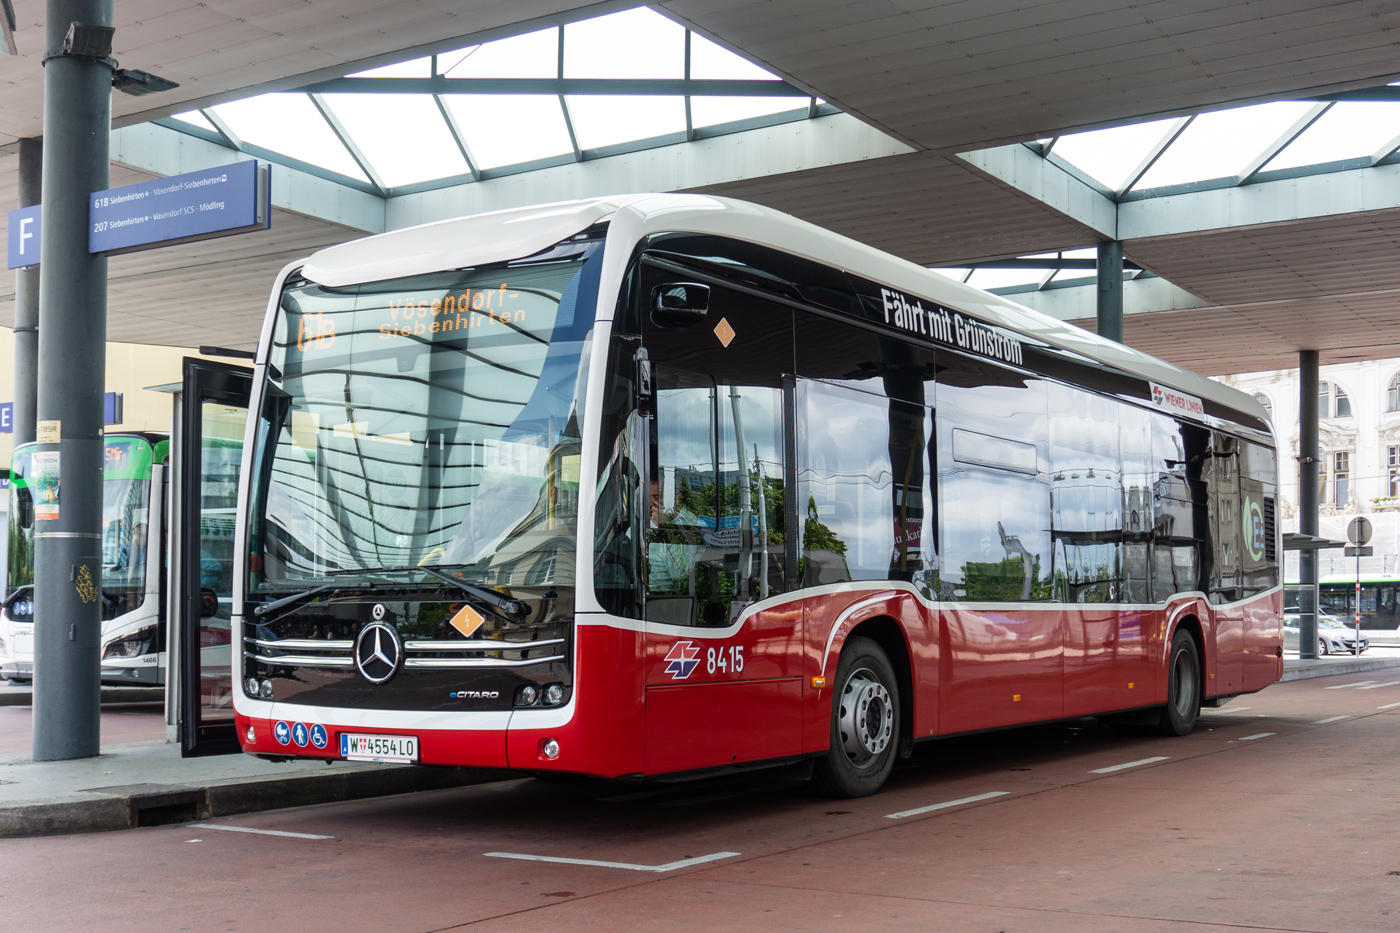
292,722,309,748
274,720,291,745
309,723,328,750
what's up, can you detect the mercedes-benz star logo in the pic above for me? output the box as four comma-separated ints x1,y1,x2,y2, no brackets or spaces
372,603,386,620
355,622,402,685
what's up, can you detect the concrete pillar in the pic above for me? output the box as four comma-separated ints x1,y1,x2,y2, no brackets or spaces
1096,240,1124,344
13,137,41,447
32,0,113,761
1298,350,1320,660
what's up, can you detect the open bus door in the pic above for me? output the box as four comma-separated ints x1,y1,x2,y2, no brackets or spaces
176,358,253,757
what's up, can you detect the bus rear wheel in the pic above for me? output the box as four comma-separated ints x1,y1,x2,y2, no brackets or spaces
1158,629,1201,736
811,636,899,797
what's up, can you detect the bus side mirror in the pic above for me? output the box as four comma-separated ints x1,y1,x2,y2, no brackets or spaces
650,282,709,328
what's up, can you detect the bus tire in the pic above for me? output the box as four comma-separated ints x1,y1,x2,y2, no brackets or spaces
1158,628,1201,736
811,636,899,797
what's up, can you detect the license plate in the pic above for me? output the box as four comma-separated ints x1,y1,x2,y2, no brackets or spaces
340,732,419,763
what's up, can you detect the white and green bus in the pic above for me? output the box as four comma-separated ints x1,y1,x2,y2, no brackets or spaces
1,434,171,685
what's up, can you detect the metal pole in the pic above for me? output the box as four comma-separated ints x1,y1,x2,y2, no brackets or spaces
1298,350,1320,661
32,0,113,761
13,137,41,447
1096,240,1124,344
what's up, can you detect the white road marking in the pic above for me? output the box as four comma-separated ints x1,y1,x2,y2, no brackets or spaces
1238,733,1275,741
1313,715,1351,724
884,791,1009,820
483,851,740,872
1202,707,1251,713
1088,756,1170,774
1378,702,1400,710
188,823,333,840
1324,681,1375,690
1356,681,1400,690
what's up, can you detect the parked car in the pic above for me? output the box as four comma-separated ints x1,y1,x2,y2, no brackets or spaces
1283,613,1369,655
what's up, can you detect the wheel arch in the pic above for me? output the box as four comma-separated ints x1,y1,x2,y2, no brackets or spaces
1170,613,1205,699
844,615,915,752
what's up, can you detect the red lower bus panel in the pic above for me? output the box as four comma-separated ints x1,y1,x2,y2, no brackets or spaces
1064,605,1160,717
1214,605,1245,694
644,679,802,774
940,604,1063,734
1242,590,1284,693
505,621,645,777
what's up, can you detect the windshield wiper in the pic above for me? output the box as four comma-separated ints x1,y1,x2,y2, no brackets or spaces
253,583,338,618
327,565,530,622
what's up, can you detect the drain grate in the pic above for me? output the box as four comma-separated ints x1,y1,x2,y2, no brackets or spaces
80,783,207,827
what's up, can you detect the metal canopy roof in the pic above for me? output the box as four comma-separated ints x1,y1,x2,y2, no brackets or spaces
5,1,1400,375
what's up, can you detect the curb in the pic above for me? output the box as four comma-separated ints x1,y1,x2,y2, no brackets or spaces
0,764,512,838
1280,657,1400,682
0,687,164,707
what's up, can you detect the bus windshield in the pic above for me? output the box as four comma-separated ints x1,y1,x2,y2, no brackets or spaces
247,240,602,595
8,435,156,593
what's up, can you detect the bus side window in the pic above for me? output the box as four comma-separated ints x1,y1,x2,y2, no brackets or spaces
593,339,644,618
1048,383,1121,603
1120,403,1154,604
1151,414,1202,601
935,355,1051,601
797,379,931,590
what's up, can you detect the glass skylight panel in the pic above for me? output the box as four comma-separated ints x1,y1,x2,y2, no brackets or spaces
564,8,683,78
1265,102,1400,171
171,110,217,132
443,96,574,168
1134,102,1317,189
209,94,367,181
690,96,807,128
349,57,431,78
1051,118,1180,191
565,96,687,150
689,32,780,80
436,47,478,76
321,94,468,187
966,268,1046,290
442,27,558,78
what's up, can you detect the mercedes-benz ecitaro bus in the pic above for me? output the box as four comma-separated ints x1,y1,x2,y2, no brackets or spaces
232,194,1282,796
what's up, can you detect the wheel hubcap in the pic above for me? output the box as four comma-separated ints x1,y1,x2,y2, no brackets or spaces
838,667,893,769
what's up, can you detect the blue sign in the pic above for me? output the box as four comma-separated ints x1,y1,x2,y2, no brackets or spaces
89,160,270,256
274,720,291,745
0,402,11,434
104,392,122,426
292,722,309,748
309,723,328,750
7,204,41,269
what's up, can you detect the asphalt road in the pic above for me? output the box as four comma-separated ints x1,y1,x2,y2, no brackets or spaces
4,673,1400,932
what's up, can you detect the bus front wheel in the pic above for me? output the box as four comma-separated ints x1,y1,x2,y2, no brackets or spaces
1158,629,1201,736
811,636,899,797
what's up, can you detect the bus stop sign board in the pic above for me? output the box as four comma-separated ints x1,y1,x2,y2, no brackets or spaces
89,160,270,255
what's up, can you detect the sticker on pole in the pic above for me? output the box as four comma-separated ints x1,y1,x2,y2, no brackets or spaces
31,451,59,520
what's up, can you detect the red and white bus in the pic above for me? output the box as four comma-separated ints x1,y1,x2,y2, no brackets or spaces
232,194,1281,796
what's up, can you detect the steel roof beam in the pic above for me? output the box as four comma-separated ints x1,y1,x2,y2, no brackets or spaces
1234,102,1332,186
1116,116,1193,198
299,77,808,97
308,92,387,196
956,143,1117,239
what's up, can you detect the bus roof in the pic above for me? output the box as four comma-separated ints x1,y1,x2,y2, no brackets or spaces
300,193,1266,428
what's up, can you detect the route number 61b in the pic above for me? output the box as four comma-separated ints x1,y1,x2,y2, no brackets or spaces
707,645,744,674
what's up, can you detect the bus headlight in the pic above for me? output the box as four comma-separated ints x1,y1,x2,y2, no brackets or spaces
260,679,274,699
102,625,156,659
544,683,565,706
515,684,539,707
244,677,260,697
